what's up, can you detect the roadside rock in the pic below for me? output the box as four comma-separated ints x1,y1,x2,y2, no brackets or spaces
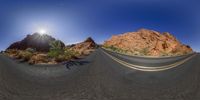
28,54,50,64
71,37,97,55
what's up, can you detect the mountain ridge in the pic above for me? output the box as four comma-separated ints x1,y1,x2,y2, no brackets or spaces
103,28,193,56
7,33,65,52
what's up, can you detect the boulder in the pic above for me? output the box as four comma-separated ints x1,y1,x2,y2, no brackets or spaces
71,37,97,55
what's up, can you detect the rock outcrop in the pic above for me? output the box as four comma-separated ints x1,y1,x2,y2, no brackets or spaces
103,29,193,56
7,33,65,52
71,37,97,55
5,35,96,65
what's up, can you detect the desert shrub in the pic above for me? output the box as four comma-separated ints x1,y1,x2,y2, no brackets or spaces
18,51,33,61
109,45,118,51
5,49,18,54
48,40,64,58
55,55,66,62
54,48,79,62
183,51,188,55
64,47,80,57
4,49,20,58
28,54,49,65
48,41,79,62
160,51,169,56
139,47,149,56
48,50,63,58
23,52,33,61
49,40,63,50
104,45,119,51
26,48,36,53
104,45,127,53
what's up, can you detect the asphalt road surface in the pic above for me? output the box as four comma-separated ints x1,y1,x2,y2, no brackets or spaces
103,49,195,67
0,48,200,100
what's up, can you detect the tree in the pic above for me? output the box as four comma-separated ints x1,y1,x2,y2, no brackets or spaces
48,40,64,58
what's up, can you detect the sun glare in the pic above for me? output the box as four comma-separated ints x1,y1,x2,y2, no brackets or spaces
38,29,47,35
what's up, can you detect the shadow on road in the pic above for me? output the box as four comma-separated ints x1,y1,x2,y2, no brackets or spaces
62,60,90,70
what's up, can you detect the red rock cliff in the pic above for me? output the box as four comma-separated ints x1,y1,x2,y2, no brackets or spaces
103,29,193,56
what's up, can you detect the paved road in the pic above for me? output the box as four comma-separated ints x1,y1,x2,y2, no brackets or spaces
0,49,200,100
103,48,195,67
102,49,196,71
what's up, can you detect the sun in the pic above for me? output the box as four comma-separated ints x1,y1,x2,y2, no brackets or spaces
38,29,47,35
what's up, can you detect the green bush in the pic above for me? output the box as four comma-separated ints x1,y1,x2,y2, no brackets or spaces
104,45,126,53
18,51,33,61
139,47,149,56
49,40,63,50
160,51,169,56
64,47,80,57
48,41,79,62
26,48,36,53
55,55,66,62
54,48,79,62
48,49,63,58
48,40,64,58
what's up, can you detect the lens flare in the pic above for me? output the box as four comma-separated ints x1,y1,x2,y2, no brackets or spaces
38,29,47,35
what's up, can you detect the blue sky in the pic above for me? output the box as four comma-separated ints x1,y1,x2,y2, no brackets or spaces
0,0,200,51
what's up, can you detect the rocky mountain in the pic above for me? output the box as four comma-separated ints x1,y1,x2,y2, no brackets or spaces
71,37,97,55
103,29,193,56
7,33,65,52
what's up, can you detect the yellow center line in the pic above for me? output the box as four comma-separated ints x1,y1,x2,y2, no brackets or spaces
102,50,196,71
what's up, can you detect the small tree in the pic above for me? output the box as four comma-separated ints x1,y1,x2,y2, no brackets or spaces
48,40,64,58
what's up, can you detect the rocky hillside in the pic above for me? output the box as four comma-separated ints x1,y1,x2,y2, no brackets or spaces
71,37,97,55
7,33,65,52
5,34,97,65
103,29,193,56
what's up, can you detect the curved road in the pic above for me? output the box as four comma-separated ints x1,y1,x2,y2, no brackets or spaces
0,49,200,100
